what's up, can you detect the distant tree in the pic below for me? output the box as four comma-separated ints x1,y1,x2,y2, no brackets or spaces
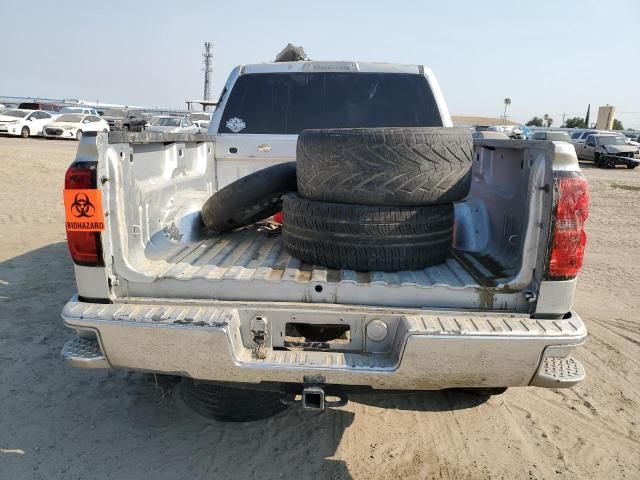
543,114,553,127
612,119,624,130
526,116,543,127
564,117,587,128
503,98,511,123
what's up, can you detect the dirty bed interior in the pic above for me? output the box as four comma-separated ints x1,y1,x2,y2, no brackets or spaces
105,136,555,310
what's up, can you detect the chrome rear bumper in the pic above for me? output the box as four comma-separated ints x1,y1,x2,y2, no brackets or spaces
61,296,586,390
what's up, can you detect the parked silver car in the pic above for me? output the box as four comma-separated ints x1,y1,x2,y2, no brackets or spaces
146,115,200,134
577,134,639,168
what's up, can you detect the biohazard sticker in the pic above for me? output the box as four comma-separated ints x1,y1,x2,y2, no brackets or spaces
226,117,246,133
63,189,105,231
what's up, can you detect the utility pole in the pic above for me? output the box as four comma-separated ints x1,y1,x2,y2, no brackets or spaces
585,104,591,129
202,42,213,110
561,112,566,127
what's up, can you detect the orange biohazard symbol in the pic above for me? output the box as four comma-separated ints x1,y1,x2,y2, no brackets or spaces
70,192,96,218
63,189,105,231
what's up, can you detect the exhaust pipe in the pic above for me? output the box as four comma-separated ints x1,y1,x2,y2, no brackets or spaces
302,386,325,410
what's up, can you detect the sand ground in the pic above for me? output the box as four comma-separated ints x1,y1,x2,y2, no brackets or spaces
0,136,638,480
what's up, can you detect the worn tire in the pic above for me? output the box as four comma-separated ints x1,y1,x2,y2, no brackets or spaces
201,162,297,233
181,379,288,422
282,194,453,271
21,126,30,138
296,127,473,206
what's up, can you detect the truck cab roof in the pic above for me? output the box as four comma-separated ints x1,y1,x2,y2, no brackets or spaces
238,61,427,75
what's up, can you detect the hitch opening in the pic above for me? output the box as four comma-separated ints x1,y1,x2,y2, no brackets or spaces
302,386,325,410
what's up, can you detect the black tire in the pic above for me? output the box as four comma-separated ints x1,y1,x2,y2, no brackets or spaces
181,379,288,422
201,162,297,233
282,194,453,271
627,164,637,169
593,153,602,168
296,127,473,206
21,126,30,138
75,130,83,141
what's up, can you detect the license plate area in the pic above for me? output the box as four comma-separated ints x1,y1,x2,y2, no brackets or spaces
283,323,351,350
237,308,402,353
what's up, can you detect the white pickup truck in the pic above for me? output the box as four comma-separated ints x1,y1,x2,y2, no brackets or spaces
61,61,589,419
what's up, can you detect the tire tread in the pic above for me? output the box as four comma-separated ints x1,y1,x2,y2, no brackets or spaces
297,127,473,206
282,194,453,271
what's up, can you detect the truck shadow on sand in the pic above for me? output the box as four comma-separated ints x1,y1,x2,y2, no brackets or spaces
350,389,495,412
0,242,490,480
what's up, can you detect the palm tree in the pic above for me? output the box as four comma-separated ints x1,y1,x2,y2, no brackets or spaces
542,114,553,127
503,98,511,124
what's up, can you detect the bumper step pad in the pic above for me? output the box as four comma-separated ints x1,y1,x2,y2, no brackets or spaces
531,357,585,388
62,337,110,369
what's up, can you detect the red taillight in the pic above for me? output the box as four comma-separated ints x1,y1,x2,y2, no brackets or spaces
547,173,589,280
64,164,103,267
67,231,103,266
65,166,95,189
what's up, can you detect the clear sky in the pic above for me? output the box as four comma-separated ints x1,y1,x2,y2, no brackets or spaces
2,0,639,127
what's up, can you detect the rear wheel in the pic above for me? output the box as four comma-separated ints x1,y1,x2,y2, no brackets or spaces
75,130,83,141
180,379,288,422
627,164,637,169
20,126,30,138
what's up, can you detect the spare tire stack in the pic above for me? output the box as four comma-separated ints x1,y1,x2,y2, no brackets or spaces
283,127,473,272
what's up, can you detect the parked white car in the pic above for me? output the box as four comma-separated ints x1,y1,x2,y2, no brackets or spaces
188,112,212,129
490,125,525,139
0,109,54,137
146,116,200,134
43,114,109,140
58,107,100,116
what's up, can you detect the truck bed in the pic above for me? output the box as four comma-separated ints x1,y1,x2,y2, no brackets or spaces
86,135,569,313
123,226,516,309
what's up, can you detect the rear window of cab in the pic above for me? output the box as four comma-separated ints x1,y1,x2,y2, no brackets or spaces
220,72,443,134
